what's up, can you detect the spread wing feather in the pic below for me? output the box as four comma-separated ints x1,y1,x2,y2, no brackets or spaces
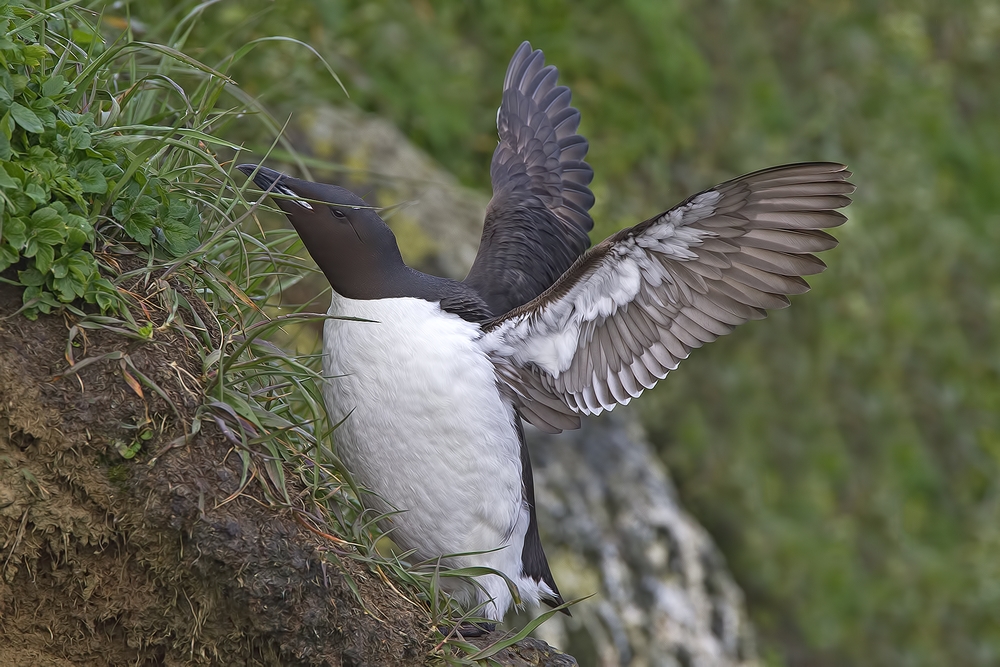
465,42,595,315
481,162,855,433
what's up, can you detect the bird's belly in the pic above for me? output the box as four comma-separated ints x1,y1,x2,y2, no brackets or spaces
322,295,524,562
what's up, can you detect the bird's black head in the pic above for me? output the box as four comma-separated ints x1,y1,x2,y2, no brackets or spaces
237,164,406,299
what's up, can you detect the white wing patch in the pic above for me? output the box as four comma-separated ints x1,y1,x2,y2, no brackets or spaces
480,163,854,433
634,191,720,258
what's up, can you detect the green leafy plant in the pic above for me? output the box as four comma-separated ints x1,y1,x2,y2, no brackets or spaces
0,0,201,318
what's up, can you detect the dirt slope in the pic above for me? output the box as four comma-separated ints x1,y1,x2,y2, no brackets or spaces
0,282,427,666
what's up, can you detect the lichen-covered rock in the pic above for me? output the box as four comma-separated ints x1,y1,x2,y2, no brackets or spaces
525,414,757,667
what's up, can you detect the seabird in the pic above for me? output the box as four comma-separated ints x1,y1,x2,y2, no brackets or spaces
237,41,854,625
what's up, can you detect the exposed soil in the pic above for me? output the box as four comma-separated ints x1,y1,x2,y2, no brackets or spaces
0,280,429,666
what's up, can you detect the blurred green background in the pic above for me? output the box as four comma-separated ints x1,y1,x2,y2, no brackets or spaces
128,1,1000,665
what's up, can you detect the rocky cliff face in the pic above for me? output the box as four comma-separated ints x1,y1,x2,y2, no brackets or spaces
526,416,756,667
291,104,759,666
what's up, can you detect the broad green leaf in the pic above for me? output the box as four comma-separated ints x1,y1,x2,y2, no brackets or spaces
53,175,84,206
111,195,157,245
66,125,92,151
17,267,45,287
3,161,23,181
0,242,16,272
158,197,201,255
71,28,96,46
112,193,160,245
21,44,46,67
24,182,46,204
2,216,26,248
33,228,63,245
87,277,117,311
0,72,12,101
10,102,42,133
31,206,62,228
51,255,69,279
75,159,106,193
101,162,123,179
135,194,158,215
65,225,88,249
124,216,154,245
56,108,89,126
0,111,13,139
110,197,128,222
31,289,60,315
7,189,33,216
33,241,54,274
8,73,26,97
26,145,58,170
64,213,93,245
48,200,69,217
53,274,82,301
67,252,94,280
40,75,66,97
32,107,55,129
0,162,14,187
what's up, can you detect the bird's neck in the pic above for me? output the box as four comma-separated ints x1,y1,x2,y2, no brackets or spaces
322,256,412,301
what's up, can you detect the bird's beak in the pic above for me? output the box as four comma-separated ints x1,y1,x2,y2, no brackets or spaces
236,163,286,192
236,164,314,211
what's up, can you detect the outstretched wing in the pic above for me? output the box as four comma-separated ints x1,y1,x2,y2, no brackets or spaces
464,41,595,316
481,162,855,433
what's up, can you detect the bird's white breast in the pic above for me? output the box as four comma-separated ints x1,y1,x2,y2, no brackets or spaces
322,294,526,570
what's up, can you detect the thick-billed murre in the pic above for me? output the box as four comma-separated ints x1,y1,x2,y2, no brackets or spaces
237,41,854,625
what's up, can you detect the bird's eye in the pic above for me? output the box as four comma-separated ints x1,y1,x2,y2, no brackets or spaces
331,208,347,219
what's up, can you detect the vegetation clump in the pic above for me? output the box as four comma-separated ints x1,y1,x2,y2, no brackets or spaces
0,1,202,318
